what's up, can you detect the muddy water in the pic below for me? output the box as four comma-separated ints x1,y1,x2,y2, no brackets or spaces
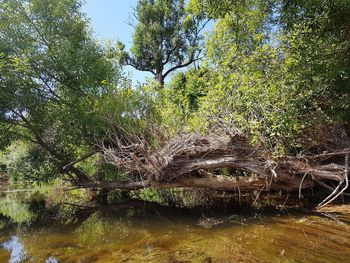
0,204,349,263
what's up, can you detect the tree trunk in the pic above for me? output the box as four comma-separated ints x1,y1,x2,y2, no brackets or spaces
156,73,164,87
97,133,349,208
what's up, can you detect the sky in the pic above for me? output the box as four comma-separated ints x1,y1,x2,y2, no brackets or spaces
82,0,152,84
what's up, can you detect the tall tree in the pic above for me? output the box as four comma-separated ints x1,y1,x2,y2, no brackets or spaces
122,0,208,87
0,0,125,183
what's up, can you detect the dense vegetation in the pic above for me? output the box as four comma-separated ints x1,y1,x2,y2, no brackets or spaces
1,0,349,207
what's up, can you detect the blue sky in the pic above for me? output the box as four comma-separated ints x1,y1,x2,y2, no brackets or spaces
83,0,152,84
82,0,213,85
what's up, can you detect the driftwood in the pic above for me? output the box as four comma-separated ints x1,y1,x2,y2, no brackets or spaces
77,133,350,209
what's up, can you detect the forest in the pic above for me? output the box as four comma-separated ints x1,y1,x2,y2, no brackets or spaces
1,0,350,210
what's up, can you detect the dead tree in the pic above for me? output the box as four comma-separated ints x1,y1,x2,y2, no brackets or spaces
77,132,350,209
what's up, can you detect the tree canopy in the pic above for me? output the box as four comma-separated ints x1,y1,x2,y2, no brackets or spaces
119,0,208,86
0,0,155,183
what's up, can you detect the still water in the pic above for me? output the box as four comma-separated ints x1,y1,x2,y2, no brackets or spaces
0,193,349,262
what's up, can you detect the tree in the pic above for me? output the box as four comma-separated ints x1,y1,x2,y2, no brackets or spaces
279,0,350,124
185,0,350,152
88,0,350,207
122,0,208,87
0,0,143,184
156,68,210,134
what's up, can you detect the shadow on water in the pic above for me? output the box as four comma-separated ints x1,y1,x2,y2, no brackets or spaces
0,191,350,262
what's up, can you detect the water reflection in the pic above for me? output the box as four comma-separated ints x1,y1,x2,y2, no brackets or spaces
1,236,28,263
0,191,350,262
1,236,59,263
46,256,58,263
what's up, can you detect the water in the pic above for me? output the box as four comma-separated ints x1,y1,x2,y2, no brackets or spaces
0,193,350,262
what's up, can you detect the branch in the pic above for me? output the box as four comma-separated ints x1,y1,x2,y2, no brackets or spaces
1,118,29,129
62,151,98,171
78,180,150,190
126,60,156,76
160,19,210,79
162,45,178,66
16,4,50,48
197,19,211,36
317,153,349,209
162,56,203,79
10,111,68,164
37,75,62,101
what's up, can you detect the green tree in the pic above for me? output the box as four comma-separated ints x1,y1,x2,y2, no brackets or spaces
0,0,153,184
279,0,350,123
184,0,350,152
121,0,208,87
156,68,210,133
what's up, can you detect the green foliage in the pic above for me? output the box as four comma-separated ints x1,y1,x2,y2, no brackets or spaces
175,0,350,153
280,0,350,123
0,0,158,182
0,141,58,182
156,68,210,133
0,0,116,148
134,188,164,203
121,0,206,85
1,0,350,186
189,0,274,19
134,188,215,207
0,194,36,223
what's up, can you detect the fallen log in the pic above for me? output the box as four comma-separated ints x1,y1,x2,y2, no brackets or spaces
97,133,350,208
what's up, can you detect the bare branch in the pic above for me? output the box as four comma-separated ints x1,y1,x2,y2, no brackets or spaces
162,56,203,79
62,151,98,171
98,129,349,208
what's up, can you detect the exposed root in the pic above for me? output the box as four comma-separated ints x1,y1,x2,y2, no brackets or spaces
316,154,349,209
95,131,350,207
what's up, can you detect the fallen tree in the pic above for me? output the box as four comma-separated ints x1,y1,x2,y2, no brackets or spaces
76,132,350,209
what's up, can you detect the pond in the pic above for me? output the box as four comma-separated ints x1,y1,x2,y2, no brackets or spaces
0,192,349,262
